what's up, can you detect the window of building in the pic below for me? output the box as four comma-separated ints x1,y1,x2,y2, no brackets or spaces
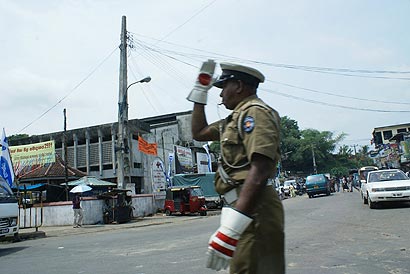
134,177,143,194
382,130,393,141
103,164,112,170
397,128,407,133
374,132,382,145
89,166,100,172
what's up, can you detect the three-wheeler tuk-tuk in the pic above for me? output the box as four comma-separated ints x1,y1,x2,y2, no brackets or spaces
164,186,207,216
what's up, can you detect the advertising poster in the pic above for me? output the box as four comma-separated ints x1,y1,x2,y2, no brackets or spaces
174,145,193,174
151,157,166,199
196,152,210,174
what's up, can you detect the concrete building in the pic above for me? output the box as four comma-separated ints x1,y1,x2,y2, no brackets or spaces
371,123,410,170
12,111,207,195
372,123,410,146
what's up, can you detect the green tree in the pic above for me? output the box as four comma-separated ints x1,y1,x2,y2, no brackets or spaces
330,166,350,178
279,116,302,173
356,145,374,167
8,134,29,144
205,116,374,179
209,141,221,160
291,129,345,174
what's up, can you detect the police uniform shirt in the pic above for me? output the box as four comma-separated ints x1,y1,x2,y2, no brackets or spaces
209,95,281,194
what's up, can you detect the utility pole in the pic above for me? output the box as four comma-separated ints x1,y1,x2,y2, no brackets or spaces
311,145,317,174
352,144,359,168
352,144,357,155
63,108,69,200
117,15,129,190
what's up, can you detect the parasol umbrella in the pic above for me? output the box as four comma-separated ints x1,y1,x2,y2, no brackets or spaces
64,176,117,187
70,184,92,193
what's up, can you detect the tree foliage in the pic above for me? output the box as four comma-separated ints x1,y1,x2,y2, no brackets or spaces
8,134,29,144
280,117,371,177
208,116,372,178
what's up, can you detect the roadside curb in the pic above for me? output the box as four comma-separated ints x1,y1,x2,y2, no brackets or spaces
19,231,46,240
14,210,221,242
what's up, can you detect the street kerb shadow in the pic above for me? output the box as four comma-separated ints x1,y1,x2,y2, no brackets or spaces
0,246,29,257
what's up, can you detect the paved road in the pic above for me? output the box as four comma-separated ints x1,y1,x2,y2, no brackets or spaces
1,190,409,273
1,214,222,274
285,190,410,274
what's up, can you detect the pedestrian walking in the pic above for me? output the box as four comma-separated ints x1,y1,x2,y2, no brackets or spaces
72,193,83,228
187,60,285,273
342,176,348,192
290,183,296,197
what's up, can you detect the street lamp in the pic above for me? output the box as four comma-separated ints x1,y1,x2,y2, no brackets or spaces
126,76,152,92
117,76,151,190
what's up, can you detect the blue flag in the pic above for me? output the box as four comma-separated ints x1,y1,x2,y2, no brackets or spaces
0,128,15,188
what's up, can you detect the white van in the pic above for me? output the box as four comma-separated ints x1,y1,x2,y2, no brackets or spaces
0,178,19,240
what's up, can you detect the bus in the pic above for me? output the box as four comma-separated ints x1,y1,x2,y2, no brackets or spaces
0,177,19,241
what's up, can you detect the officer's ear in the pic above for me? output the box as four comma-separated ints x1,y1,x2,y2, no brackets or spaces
236,80,245,94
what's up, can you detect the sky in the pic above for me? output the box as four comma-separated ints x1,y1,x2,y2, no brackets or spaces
1,0,409,150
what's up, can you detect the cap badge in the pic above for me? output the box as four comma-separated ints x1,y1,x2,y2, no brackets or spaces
243,116,255,133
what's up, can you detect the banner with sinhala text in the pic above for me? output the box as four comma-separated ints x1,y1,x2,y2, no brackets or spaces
9,140,55,167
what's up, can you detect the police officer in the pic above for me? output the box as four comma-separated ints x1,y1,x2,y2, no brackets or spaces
187,60,285,274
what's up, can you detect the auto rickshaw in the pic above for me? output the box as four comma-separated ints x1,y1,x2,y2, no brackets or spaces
164,186,207,216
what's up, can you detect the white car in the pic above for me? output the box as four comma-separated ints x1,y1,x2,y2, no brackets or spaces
361,169,410,209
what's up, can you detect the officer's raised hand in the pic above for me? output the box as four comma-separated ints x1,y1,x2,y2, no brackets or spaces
186,59,216,105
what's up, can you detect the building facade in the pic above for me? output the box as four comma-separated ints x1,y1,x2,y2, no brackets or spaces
372,123,410,146
371,123,410,171
12,111,207,195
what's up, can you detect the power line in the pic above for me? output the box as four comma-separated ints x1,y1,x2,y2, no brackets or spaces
130,34,410,80
18,46,119,133
155,0,217,44
260,87,410,113
132,41,191,88
127,32,410,114
267,79,410,105
130,38,410,110
127,57,160,114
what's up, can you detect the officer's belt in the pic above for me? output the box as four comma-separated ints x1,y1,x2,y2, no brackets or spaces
221,180,273,206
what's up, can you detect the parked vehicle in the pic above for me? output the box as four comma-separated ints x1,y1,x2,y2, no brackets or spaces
172,173,222,209
164,186,207,216
305,174,331,198
0,177,19,241
358,166,378,187
359,166,379,202
361,169,410,209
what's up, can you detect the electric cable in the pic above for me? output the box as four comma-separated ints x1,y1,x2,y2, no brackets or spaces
132,40,190,87
155,0,218,44
131,34,410,80
18,45,119,133
127,59,160,114
267,79,410,105
132,39,410,109
260,87,410,113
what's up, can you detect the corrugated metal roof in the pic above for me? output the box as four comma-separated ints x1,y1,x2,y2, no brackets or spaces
19,155,86,180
